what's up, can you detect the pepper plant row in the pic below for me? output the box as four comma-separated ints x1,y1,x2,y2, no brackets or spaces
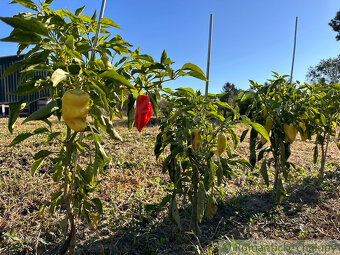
1,0,339,253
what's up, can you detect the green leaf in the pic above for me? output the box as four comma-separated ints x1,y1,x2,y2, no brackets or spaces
240,93,253,103
65,35,74,50
249,128,257,167
320,113,326,126
179,63,207,81
250,122,270,143
51,191,62,201
169,197,181,231
22,100,58,123
329,83,340,90
33,127,49,134
236,159,252,169
100,70,134,90
44,132,61,143
214,101,234,110
91,198,103,214
10,82,45,96
240,129,248,143
75,6,85,16
0,17,48,36
197,182,206,223
275,178,286,204
2,51,49,79
33,150,53,160
51,69,68,87
99,17,121,29
8,101,27,133
161,50,167,64
0,28,41,43
162,87,174,94
181,63,205,76
154,133,163,159
104,118,123,141
127,93,136,130
10,0,38,11
148,93,158,118
31,158,44,176
260,160,269,186
9,132,35,146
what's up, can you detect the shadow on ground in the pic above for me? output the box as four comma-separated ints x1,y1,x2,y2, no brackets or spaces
47,168,339,255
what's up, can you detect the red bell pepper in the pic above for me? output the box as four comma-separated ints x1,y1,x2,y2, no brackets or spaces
135,94,153,132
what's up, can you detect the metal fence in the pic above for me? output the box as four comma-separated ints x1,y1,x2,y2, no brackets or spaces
0,54,49,116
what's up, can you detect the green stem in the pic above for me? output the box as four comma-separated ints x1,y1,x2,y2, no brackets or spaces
273,147,279,190
190,158,201,236
59,127,77,255
319,133,330,181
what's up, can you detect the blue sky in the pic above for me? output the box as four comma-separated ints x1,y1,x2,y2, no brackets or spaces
0,0,339,93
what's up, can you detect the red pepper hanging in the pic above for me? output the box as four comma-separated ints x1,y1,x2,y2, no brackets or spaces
135,94,153,132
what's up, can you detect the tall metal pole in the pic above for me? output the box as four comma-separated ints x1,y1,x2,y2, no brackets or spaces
205,14,213,101
289,16,298,84
91,0,107,59
335,56,339,83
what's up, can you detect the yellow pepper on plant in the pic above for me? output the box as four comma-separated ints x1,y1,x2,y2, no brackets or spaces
191,128,201,152
284,123,298,143
62,89,90,132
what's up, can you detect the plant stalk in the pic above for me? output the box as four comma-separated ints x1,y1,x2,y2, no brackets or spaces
190,162,201,236
319,133,330,181
59,127,76,255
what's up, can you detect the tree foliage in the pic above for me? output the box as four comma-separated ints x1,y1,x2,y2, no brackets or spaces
306,55,340,85
329,10,340,41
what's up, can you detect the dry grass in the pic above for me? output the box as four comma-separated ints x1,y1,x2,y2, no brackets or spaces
0,117,339,254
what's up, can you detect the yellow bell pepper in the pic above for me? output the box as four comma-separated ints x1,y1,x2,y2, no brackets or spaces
191,128,201,152
215,133,227,156
284,123,298,143
62,89,90,132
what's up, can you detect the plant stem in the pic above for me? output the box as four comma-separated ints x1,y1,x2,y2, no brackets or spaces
190,161,201,236
319,133,330,181
59,127,76,255
273,148,279,190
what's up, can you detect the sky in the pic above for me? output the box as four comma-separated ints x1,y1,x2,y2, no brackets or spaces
0,0,339,94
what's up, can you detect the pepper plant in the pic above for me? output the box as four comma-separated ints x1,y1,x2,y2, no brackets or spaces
238,73,312,202
152,88,266,235
1,1,206,254
305,83,340,181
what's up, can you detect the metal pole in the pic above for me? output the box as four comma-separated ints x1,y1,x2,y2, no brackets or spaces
91,0,107,59
289,16,298,84
205,14,213,101
335,56,339,83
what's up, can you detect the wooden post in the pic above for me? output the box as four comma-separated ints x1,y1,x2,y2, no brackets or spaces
289,16,298,84
205,14,213,101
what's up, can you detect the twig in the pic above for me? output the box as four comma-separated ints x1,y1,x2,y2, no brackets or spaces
212,216,224,238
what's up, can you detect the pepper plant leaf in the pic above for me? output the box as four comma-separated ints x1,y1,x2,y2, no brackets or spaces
22,100,58,124
8,101,27,133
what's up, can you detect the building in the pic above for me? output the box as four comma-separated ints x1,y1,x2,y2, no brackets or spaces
0,55,49,116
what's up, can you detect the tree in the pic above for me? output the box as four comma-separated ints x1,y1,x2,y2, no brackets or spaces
306,55,340,85
219,82,242,117
220,82,241,105
329,10,340,41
